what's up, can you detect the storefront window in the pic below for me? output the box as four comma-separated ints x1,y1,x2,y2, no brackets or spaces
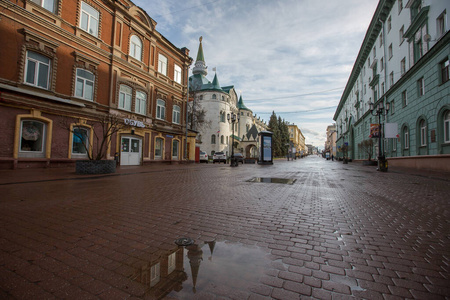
20,120,45,157
72,127,89,155
172,140,179,159
155,138,163,159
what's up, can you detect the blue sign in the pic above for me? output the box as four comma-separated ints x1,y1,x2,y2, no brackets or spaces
166,135,173,138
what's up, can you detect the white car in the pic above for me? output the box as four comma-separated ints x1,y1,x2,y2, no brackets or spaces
199,151,208,163
213,151,226,163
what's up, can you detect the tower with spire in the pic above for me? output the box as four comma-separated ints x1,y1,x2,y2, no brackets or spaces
188,37,267,158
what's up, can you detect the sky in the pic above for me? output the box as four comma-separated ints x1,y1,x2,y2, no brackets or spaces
133,0,379,149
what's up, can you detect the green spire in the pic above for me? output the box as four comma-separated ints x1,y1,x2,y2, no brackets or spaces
238,94,251,111
211,72,221,90
196,36,205,62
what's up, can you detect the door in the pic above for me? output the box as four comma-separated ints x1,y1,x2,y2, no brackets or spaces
120,137,141,165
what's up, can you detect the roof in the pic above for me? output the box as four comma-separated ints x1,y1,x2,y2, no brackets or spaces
237,95,251,111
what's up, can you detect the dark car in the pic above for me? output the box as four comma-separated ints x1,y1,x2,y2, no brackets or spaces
232,153,244,164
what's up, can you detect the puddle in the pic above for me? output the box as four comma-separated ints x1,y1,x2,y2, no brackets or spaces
247,177,297,185
131,241,270,299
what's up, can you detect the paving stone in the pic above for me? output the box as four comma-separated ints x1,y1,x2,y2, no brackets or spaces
0,157,448,299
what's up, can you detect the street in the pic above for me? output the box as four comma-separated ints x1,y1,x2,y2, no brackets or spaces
0,156,449,299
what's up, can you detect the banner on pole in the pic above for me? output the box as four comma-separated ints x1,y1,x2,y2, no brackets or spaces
369,124,380,138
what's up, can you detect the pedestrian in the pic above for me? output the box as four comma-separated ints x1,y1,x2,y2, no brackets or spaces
332,154,334,161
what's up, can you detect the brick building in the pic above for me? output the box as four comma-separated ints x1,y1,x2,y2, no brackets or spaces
0,0,194,169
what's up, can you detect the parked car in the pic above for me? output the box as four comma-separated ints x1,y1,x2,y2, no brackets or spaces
199,151,208,163
213,151,226,163
232,153,244,164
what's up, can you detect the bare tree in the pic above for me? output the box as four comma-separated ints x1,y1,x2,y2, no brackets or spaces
358,139,374,161
61,114,125,160
188,94,211,132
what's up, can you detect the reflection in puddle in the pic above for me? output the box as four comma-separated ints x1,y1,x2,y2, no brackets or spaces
247,177,297,185
131,241,269,299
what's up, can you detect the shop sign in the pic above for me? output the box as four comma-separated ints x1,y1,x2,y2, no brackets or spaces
166,135,174,138
124,118,145,128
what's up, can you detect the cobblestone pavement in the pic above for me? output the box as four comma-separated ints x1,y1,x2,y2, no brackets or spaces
0,156,449,299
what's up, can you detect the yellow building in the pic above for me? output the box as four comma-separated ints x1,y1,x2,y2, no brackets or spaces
325,124,337,158
287,124,306,157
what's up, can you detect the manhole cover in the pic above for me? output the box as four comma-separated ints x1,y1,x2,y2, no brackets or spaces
247,177,296,185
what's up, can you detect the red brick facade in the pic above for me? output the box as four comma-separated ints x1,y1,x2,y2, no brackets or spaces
0,0,194,169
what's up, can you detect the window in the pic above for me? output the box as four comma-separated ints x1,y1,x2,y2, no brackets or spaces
402,90,407,107
158,54,167,76
441,59,449,84
25,51,50,89
380,57,384,71
168,252,176,274
379,32,383,47
221,135,224,144
150,263,160,287
390,100,395,115
404,128,409,149
129,35,142,61
75,69,94,100
72,127,89,156
390,72,394,87
212,94,217,100
399,25,404,45
32,0,55,13
417,77,425,96
20,120,46,157
420,120,427,146
80,2,99,37
398,0,403,14
387,16,392,33
444,111,450,143
381,82,385,95
172,140,179,160
172,105,181,124
373,47,376,59
155,138,163,159
364,84,366,95
119,85,132,111
388,44,393,59
174,65,182,84
156,99,165,120
401,58,406,75
437,11,447,38
211,134,216,144
135,91,147,115
220,112,225,122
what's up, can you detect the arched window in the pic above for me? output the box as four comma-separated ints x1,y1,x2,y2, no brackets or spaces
119,85,132,111
212,94,217,100
72,126,90,157
75,68,95,100
221,135,224,144
172,140,179,160
155,138,164,159
444,111,450,143
156,99,166,120
129,35,142,61
135,91,147,115
172,105,181,124
220,112,225,122
402,126,409,150
19,120,46,157
211,134,216,144
419,119,427,146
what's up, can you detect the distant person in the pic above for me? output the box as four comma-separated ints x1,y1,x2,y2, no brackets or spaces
332,154,334,161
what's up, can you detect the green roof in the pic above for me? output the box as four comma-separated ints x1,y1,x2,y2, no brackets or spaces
238,95,251,111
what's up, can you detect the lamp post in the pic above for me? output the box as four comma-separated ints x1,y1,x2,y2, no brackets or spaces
369,100,390,172
227,112,240,167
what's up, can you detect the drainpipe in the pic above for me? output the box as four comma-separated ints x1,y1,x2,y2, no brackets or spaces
185,65,190,160
381,18,389,156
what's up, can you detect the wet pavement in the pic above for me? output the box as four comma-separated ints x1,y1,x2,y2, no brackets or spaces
0,156,449,299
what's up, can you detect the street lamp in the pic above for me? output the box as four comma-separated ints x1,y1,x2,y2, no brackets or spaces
369,100,390,172
227,112,240,167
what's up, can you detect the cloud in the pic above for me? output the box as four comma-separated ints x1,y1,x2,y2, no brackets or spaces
134,0,379,148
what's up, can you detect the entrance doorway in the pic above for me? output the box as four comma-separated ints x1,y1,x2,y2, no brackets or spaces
120,136,141,165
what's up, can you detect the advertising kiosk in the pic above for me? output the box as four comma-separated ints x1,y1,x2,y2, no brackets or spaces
258,131,273,165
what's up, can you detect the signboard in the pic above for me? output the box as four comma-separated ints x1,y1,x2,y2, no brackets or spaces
124,118,145,128
166,135,174,138
385,123,399,138
370,123,380,138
